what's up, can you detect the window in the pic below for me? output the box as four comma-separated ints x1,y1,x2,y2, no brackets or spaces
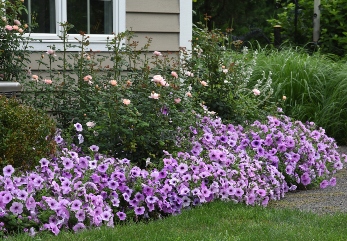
22,0,126,51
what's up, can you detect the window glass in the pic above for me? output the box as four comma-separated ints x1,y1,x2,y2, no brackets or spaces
22,0,56,33
67,0,113,34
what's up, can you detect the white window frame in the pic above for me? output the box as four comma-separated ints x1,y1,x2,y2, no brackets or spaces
24,0,126,51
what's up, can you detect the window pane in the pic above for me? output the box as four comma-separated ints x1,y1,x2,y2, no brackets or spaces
22,0,56,33
67,0,113,34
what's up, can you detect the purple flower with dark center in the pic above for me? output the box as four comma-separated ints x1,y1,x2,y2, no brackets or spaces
62,157,74,170
219,135,228,143
17,190,28,200
246,193,256,205
256,189,266,197
190,126,198,135
89,160,97,169
146,196,158,204
176,163,188,174
159,170,167,179
108,180,119,190
39,158,50,167
98,164,109,173
73,223,86,232
203,133,213,142
134,206,145,215
46,198,59,210
75,210,86,222
320,180,329,189
277,144,287,152
285,165,294,175
55,135,63,144
3,165,14,177
251,140,261,148
26,196,36,210
10,202,23,215
89,145,99,152
234,188,244,197
74,123,83,132
330,177,337,186
334,162,343,170
71,200,82,211
301,173,311,186
143,186,154,196
117,211,126,221
134,192,145,202
161,106,169,115
209,149,220,161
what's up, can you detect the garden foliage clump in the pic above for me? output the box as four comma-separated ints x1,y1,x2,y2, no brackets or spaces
0,95,56,170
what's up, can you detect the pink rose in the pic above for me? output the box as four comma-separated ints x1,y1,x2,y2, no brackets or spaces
171,71,178,78
152,75,164,83
153,51,162,56
5,25,12,31
174,98,181,104
109,80,117,86
200,81,208,86
149,92,160,99
32,75,39,81
252,89,260,96
14,20,21,26
44,79,52,84
12,25,18,30
18,28,23,33
46,49,56,56
122,99,131,105
186,92,192,97
83,75,92,81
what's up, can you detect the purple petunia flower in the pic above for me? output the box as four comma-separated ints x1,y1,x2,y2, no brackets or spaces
3,165,14,177
89,145,99,152
73,223,86,232
320,180,329,189
10,202,23,215
117,211,126,221
74,123,83,132
134,206,145,215
329,177,337,187
70,199,82,211
176,163,188,174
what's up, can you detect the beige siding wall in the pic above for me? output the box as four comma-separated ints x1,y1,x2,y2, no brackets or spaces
126,0,180,52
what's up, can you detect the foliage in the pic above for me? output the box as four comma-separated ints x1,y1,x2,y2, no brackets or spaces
251,47,347,145
0,95,56,170
267,0,347,56
20,23,202,168
0,0,32,82
181,24,278,125
0,115,343,237
193,0,277,44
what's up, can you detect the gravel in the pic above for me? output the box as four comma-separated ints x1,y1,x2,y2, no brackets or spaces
268,146,347,215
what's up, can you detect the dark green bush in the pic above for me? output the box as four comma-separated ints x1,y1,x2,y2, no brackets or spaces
0,95,56,170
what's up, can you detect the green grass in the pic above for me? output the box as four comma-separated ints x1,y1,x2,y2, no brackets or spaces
6,201,347,241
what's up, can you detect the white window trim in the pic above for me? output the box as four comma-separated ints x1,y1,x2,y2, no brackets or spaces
179,0,192,51
24,0,126,52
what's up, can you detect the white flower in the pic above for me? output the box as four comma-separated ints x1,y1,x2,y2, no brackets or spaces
86,121,96,128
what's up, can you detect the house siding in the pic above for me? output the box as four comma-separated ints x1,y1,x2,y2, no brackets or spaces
126,0,180,52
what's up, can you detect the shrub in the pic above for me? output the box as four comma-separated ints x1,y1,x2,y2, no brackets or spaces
20,25,203,168
181,24,278,125
0,0,32,82
0,95,56,170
